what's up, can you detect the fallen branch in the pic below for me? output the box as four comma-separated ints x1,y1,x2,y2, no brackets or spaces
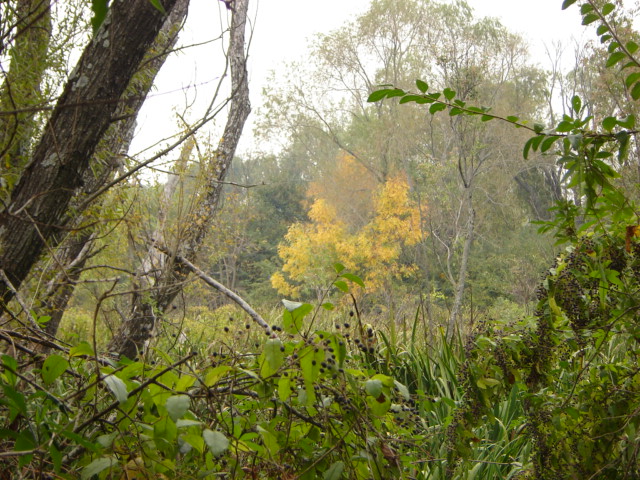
171,253,272,333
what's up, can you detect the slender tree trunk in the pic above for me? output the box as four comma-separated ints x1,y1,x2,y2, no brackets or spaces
447,186,474,338
107,0,251,359
0,0,181,310
36,0,190,338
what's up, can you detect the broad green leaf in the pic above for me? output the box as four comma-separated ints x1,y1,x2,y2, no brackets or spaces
533,122,545,134
103,374,128,403
617,114,636,129
626,40,639,54
154,415,177,443
81,457,118,480
399,94,424,104
602,2,615,15
278,374,293,402
321,302,335,310
632,81,640,100
41,355,69,385
340,272,365,288
624,72,640,88
166,395,190,422
606,51,626,68
260,338,285,378
282,302,313,335
2,355,18,386
443,88,456,100
203,429,229,456
333,280,349,292
597,24,610,35
602,116,617,131
571,95,582,114
416,79,428,93
540,136,559,153
176,419,201,428
582,13,599,25
429,102,447,114
204,365,232,387
69,342,94,357
333,262,345,273
282,298,304,311
365,379,383,397
580,3,593,14
449,107,463,116
481,114,493,122
394,380,411,400
323,461,345,480
506,115,519,123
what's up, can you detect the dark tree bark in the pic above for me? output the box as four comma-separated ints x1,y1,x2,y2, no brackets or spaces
0,0,181,310
107,0,251,359
36,0,190,338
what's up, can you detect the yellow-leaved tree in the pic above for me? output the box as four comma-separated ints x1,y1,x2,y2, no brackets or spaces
271,156,424,300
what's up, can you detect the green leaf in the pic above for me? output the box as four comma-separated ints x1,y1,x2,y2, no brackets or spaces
69,342,94,357
416,79,428,93
606,51,626,68
540,136,559,153
506,115,519,123
449,107,463,116
562,0,578,9
399,94,425,104
149,0,167,15
203,429,229,456
365,379,383,398
582,13,599,25
481,114,493,122
597,24,610,35
626,41,639,54
333,262,345,274
533,122,545,134
571,95,582,114
81,457,118,480
333,280,349,293
321,302,335,310
394,380,411,400
443,88,456,100
204,365,232,387
429,102,447,114
41,355,69,385
166,395,190,422
323,461,345,480
261,338,285,378
103,374,128,403
340,272,365,288
282,302,312,335
602,2,615,15
631,81,640,100
602,116,617,131
2,355,18,387
617,114,636,129
580,3,593,14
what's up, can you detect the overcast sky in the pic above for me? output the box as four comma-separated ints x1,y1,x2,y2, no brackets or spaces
131,0,591,159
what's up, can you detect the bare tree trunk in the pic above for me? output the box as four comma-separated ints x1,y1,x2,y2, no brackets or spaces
447,185,475,339
0,0,181,309
107,0,251,359
36,0,190,338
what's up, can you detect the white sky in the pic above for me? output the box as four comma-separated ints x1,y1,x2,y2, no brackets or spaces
131,0,591,160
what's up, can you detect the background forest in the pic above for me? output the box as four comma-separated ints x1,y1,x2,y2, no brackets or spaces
2,0,640,478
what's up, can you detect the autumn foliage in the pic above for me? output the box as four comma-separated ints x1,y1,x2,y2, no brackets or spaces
271,154,424,299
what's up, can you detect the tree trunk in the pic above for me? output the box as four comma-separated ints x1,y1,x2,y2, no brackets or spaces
447,186,474,338
0,0,181,310
107,0,251,359
36,0,190,338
